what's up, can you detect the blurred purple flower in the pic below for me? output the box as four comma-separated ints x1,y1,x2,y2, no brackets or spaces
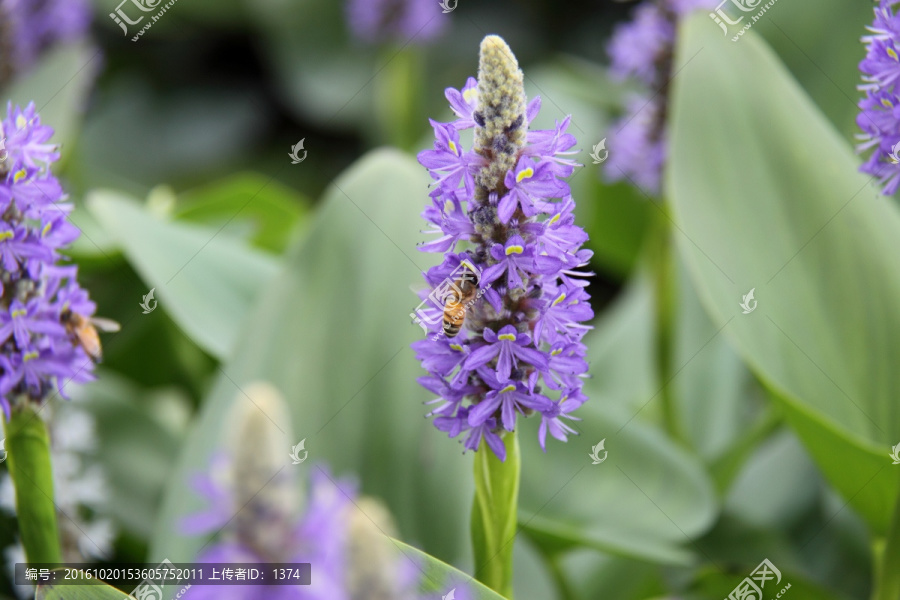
0,0,92,77
0,103,99,418
604,0,718,195
345,0,447,45
183,458,474,600
182,465,357,600
858,0,900,194
412,36,593,461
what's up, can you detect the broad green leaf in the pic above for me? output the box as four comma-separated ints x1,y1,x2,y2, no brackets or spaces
668,14,899,533
175,172,309,253
87,189,280,360
67,205,120,262
756,0,874,138
393,539,507,600
724,430,820,529
5,40,98,164
673,256,758,463
580,273,656,414
520,515,694,566
151,149,470,569
517,400,717,566
37,574,132,600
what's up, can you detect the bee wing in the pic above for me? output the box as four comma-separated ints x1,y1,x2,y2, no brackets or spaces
90,317,121,332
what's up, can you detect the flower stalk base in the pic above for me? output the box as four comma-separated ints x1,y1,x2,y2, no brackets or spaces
471,429,520,598
4,404,62,565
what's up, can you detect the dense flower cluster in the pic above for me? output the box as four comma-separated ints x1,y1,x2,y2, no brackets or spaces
0,103,97,417
345,0,446,45
858,0,900,195
0,0,92,79
604,0,717,194
412,36,592,462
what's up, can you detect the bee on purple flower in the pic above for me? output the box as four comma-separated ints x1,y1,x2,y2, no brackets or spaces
413,35,593,461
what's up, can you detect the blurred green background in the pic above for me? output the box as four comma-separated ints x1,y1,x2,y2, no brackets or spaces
2,0,898,598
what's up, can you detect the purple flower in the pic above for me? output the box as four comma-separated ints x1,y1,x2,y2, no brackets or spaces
445,77,479,129
481,235,563,291
345,0,447,45
468,375,553,432
412,36,592,460
0,0,92,77
857,0,900,194
498,158,569,222
419,120,482,198
463,325,548,383
418,191,476,253
538,388,586,450
436,407,507,461
524,115,580,177
533,281,594,347
604,0,718,195
0,104,102,417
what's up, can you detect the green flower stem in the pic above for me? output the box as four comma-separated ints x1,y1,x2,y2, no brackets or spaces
648,206,683,444
3,404,61,565
471,430,520,598
375,46,423,150
873,471,900,600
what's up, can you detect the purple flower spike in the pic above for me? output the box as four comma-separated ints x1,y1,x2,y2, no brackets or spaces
857,0,900,194
0,103,103,416
604,0,719,195
412,36,593,461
